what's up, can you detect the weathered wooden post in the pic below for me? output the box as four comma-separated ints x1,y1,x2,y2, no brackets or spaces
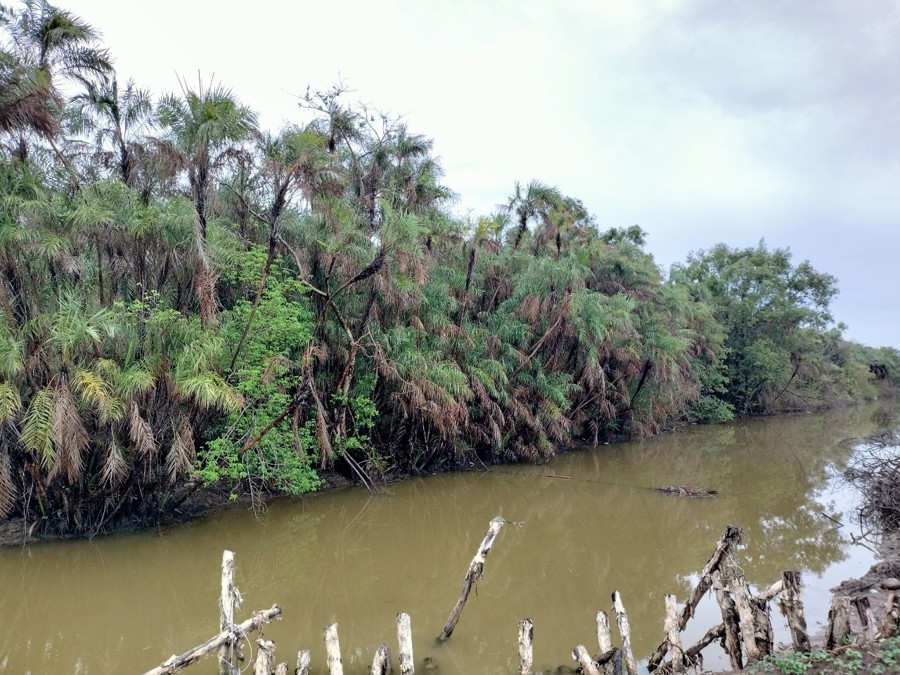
711,570,743,670
729,575,761,664
826,595,852,649
370,644,392,675
879,593,900,639
779,571,810,652
397,612,414,675
595,611,614,675
612,591,637,675
275,663,288,675
751,597,774,657
438,516,512,640
854,596,875,641
254,640,276,675
219,550,240,675
324,623,343,675
518,618,534,675
664,594,685,672
296,649,312,675
572,645,602,675
647,525,742,671
142,606,283,675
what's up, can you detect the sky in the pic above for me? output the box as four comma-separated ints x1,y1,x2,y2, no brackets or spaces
62,0,900,348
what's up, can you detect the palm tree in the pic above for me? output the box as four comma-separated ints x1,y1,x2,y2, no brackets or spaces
67,76,155,189
157,77,258,326
505,180,561,251
0,0,110,161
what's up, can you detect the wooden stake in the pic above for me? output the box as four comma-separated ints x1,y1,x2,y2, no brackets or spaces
370,644,392,675
397,612,414,675
878,593,900,639
664,595,685,672
612,591,637,675
647,525,741,671
295,650,312,675
779,571,810,652
324,623,343,675
254,640,276,675
751,597,774,658
275,664,288,675
826,595,852,650
142,605,282,675
438,516,510,640
219,550,239,675
572,645,602,675
731,575,761,664
518,618,534,675
711,570,743,671
596,611,614,675
854,596,876,642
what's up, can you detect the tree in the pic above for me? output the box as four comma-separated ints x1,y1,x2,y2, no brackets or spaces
670,242,838,414
157,78,258,326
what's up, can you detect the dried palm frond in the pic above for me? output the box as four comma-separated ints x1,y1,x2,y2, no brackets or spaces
0,450,16,518
128,401,157,460
49,377,89,483
100,431,127,487
165,413,195,483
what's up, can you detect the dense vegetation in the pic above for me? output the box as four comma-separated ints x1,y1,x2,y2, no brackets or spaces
0,1,896,536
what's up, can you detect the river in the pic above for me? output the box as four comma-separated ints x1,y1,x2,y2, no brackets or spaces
0,403,896,674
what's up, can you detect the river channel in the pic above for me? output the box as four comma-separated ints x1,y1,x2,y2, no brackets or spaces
1,403,897,674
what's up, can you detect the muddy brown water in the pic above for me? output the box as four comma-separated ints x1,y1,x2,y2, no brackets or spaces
0,404,896,674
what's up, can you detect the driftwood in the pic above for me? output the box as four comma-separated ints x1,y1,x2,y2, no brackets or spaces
324,623,343,675
655,486,718,498
142,605,282,675
296,650,312,675
397,612,414,674
779,571,810,652
647,524,742,671
370,644,392,675
684,623,725,665
438,516,512,640
826,595,852,649
254,640,276,675
612,591,637,675
731,575,761,663
275,663,288,675
518,618,534,675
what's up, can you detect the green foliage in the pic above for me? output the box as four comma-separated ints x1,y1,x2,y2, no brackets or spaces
198,247,320,495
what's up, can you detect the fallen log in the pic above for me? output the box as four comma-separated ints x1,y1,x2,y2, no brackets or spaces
655,486,718,498
438,515,514,640
142,605,282,675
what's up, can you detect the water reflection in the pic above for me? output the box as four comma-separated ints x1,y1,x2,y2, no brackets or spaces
0,403,895,673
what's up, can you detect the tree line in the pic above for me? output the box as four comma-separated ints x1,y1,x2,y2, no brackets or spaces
0,1,896,536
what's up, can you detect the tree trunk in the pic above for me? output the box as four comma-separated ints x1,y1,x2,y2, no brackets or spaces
518,618,533,675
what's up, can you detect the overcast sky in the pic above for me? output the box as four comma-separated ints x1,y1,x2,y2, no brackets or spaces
64,0,900,348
